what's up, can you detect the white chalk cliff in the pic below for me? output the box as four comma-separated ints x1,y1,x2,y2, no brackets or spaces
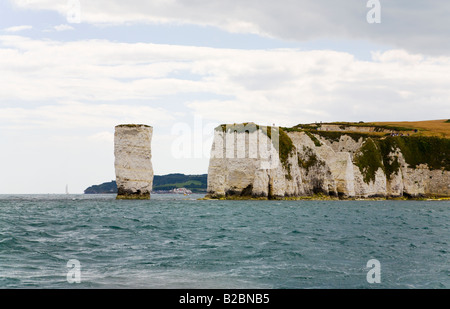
206,123,450,199
114,124,154,199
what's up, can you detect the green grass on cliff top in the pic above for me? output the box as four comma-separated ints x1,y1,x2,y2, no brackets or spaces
285,119,450,138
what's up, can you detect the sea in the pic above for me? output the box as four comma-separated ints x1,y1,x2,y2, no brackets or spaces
0,194,448,289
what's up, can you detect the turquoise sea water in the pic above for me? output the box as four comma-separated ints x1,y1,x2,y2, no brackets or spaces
0,194,448,289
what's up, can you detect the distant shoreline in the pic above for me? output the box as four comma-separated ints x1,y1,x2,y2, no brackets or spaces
84,174,207,194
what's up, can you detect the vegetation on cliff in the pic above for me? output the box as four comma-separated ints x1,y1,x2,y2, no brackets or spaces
353,136,450,184
379,136,450,171
282,124,388,142
298,146,325,171
304,131,322,146
313,130,385,143
354,138,384,184
277,128,295,177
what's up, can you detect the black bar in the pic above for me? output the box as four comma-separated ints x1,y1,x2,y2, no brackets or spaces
0,288,439,307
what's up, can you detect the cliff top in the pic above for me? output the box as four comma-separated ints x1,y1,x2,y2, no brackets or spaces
116,124,152,128
369,119,450,138
216,119,450,138
287,119,450,139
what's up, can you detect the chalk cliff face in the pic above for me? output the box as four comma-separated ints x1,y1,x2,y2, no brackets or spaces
206,124,450,199
114,124,154,199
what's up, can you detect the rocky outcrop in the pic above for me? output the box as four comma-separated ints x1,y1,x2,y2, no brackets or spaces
114,124,154,199
206,123,450,199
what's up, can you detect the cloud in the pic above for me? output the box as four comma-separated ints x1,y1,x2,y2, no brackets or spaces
53,24,75,31
0,101,175,130
0,35,449,129
9,0,450,55
3,25,33,32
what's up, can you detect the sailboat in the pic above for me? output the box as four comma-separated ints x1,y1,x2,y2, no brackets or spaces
66,184,76,200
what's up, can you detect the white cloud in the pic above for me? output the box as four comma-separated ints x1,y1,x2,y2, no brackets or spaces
0,101,175,130
371,50,424,64
1,35,449,128
53,24,75,31
3,25,33,32
9,0,450,55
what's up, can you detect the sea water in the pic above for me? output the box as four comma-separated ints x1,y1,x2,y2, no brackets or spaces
0,194,448,289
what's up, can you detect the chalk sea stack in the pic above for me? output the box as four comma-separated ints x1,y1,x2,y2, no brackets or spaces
114,124,154,199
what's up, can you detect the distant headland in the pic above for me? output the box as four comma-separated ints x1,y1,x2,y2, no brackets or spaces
85,174,207,194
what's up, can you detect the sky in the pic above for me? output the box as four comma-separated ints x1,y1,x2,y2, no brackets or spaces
0,0,449,194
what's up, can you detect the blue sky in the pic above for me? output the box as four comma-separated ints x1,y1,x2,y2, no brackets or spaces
1,0,449,194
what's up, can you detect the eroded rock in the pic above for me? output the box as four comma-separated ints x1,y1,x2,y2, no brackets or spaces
114,124,153,199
